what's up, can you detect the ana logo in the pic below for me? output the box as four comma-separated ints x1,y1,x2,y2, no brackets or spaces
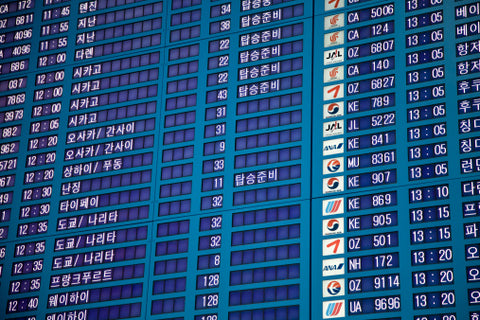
323,120,344,137
323,102,344,119
323,176,344,193
323,138,344,156
323,217,344,236
323,237,344,256
322,197,344,215
322,279,345,297
324,48,344,65
322,258,345,276
323,300,345,318
324,13,344,30
327,158,342,173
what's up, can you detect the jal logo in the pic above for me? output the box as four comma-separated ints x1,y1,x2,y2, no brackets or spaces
323,279,345,297
323,197,344,215
323,176,344,193
323,217,344,235
323,102,344,119
323,120,344,137
323,300,345,318
324,66,344,83
323,157,343,174
322,258,345,276
325,0,345,11
324,13,345,31
323,138,344,156
324,31,344,48
323,237,344,256
324,48,344,65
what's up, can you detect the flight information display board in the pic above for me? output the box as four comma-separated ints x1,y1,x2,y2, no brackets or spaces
0,0,478,319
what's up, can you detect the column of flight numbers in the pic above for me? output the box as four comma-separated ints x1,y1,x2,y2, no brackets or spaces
2,0,37,318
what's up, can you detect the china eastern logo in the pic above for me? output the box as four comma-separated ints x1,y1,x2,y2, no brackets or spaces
323,176,344,194
323,300,345,318
323,102,344,119
322,257,345,276
322,197,344,216
323,157,344,174
324,13,344,30
324,31,344,48
323,217,344,236
322,279,345,297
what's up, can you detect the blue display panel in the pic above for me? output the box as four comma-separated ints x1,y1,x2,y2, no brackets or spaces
0,0,478,319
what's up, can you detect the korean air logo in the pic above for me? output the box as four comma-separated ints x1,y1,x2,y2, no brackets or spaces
325,31,344,48
322,197,344,216
322,258,345,276
323,300,345,318
323,217,344,236
323,102,344,119
323,138,344,156
323,176,344,194
324,13,345,30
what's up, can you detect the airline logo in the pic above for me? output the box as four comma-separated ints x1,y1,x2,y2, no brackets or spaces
323,138,344,156
323,300,345,318
324,66,344,83
323,120,344,137
322,257,345,276
323,176,344,193
322,197,344,216
324,31,344,48
324,83,344,101
325,0,345,11
323,279,345,297
323,157,344,174
324,48,344,65
324,14,345,30
323,217,344,236
323,237,344,256
323,101,344,119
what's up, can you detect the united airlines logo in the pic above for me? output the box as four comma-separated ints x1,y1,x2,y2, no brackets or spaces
323,300,345,318
323,176,344,193
324,66,344,83
325,14,345,31
323,102,344,119
324,31,344,48
324,48,344,65
322,197,344,215
323,279,345,297
323,120,344,137
323,157,343,174
322,258,345,276
323,217,344,236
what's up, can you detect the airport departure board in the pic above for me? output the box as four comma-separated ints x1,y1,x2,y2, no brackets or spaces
0,0,479,319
